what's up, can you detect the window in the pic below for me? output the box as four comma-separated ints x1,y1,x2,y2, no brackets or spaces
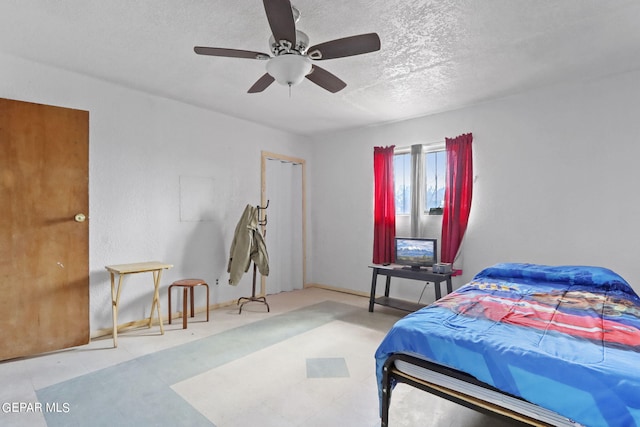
425,150,446,211
393,147,446,215
393,152,411,214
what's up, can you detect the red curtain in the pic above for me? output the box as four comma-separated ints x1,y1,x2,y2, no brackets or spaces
373,145,396,264
441,133,473,272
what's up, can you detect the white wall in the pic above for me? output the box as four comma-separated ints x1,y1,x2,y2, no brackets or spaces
5,48,640,331
309,68,640,302
1,52,311,332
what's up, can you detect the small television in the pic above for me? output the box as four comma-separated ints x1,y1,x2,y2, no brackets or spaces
395,237,437,270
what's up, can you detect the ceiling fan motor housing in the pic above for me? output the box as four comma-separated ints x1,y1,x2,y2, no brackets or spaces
269,30,309,56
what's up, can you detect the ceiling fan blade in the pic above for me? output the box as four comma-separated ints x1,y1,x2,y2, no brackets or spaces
194,46,270,60
248,73,276,93
305,65,346,93
307,33,381,60
263,0,296,43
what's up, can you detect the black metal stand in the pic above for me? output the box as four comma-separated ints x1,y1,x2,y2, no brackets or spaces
238,262,270,314
237,201,270,314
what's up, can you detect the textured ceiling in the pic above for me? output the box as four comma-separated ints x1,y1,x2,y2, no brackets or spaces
1,1,640,136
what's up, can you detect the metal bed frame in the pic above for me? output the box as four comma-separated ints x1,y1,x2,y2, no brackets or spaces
380,353,579,427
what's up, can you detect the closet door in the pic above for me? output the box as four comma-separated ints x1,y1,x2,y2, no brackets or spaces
262,153,304,294
0,98,89,361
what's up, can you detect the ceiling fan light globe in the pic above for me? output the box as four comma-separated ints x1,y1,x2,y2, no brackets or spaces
266,54,312,86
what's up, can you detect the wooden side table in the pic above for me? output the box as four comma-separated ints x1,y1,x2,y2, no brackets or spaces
105,261,173,347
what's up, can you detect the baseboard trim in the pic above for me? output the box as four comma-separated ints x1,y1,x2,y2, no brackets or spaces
304,283,370,298
91,285,367,339
90,298,240,340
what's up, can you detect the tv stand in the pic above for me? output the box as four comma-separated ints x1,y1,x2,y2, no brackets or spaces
403,265,424,271
368,264,453,313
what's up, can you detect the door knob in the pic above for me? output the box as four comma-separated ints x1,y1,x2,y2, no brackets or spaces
74,213,87,223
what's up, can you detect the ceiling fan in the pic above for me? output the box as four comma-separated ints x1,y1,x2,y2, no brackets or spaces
194,0,381,94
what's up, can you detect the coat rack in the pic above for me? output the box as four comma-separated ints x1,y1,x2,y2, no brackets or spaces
238,200,270,314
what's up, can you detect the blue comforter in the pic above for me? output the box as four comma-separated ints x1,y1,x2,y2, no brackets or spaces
375,263,640,427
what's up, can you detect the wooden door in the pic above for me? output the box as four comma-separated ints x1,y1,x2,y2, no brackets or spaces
0,98,89,361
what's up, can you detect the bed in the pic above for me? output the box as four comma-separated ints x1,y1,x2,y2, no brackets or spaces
375,263,640,427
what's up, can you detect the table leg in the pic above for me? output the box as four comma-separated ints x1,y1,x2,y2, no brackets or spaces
112,273,125,348
110,272,116,348
206,284,210,322
434,281,442,300
369,269,378,312
446,276,453,295
384,276,391,297
190,287,195,317
182,287,188,329
150,269,165,335
149,271,157,327
168,285,173,324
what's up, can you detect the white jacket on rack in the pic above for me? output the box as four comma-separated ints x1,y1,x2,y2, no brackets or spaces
227,204,269,285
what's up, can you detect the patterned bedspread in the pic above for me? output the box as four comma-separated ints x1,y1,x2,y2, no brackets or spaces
375,263,640,427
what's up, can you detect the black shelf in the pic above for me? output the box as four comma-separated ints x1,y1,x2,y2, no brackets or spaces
374,296,426,312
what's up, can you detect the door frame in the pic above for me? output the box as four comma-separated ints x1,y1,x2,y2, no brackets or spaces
260,151,307,294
